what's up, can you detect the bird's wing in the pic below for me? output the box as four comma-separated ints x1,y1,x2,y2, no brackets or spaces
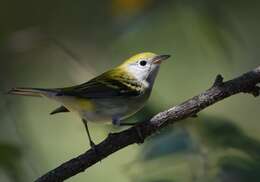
56,70,143,99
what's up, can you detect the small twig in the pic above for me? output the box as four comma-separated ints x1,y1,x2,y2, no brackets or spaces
35,66,260,182
212,74,224,87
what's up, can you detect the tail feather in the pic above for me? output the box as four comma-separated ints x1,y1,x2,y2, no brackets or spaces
50,106,69,115
7,87,57,97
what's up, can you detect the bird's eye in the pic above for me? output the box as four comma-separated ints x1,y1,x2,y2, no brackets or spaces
139,60,147,66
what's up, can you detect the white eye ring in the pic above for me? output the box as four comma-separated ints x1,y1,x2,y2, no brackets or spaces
139,60,147,66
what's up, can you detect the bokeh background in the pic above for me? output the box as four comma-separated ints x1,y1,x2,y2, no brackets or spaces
1,0,260,181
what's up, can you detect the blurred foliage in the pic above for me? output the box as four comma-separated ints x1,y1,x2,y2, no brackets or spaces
1,0,260,182
0,143,22,182
128,116,260,182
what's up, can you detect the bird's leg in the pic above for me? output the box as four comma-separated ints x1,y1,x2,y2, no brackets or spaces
82,119,96,149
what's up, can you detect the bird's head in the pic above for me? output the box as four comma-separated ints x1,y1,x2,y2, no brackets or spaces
119,52,170,84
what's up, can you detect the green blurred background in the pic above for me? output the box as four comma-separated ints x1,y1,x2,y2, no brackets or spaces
1,0,260,181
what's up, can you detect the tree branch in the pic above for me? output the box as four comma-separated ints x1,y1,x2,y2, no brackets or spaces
35,66,260,182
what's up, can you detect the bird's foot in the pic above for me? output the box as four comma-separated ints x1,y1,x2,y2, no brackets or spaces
112,118,121,126
112,117,139,127
89,140,98,155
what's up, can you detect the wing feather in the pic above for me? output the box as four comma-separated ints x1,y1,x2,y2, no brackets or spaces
57,70,142,98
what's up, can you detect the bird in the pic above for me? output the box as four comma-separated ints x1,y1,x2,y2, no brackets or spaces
8,52,170,149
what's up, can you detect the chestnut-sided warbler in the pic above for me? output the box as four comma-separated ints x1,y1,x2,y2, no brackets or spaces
8,52,170,148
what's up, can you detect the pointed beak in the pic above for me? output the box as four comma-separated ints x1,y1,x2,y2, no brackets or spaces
152,54,171,64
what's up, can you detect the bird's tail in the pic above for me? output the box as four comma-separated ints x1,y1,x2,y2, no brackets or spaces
7,87,58,97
